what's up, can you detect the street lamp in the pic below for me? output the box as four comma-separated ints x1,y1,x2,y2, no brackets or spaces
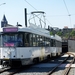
0,3,6,6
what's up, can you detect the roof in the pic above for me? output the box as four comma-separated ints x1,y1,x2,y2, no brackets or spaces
0,25,62,42
2,15,7,22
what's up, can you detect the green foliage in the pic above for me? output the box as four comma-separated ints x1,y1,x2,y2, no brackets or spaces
50,32,53,35
70,30,75,37
50,29,75,39
56,31,62,36
65,33,70,38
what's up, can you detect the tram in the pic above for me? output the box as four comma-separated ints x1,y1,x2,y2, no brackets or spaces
0,25,62,67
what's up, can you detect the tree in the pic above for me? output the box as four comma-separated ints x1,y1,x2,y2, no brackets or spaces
50,31,53,35
69,30,75,39
56,31,62,36
70,30,75,37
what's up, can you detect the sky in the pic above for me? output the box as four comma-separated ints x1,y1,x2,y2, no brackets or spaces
0,0,75,29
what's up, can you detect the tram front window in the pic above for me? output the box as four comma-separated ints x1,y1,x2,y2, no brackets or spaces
2,34,23,47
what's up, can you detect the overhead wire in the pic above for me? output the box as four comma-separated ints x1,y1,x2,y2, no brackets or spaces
24,0,53,27
24,0,37,11
63,0,72,27
63,0,70,15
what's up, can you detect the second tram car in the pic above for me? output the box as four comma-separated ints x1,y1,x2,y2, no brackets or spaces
0,26,62,67
50,35,62,56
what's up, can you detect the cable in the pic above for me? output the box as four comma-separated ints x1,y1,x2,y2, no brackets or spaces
46,14,69,17
24,0,37,10
24,0,53,27
63,0,72,27
63,0,70,15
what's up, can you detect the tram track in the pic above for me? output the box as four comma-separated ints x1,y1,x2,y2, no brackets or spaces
0,66,30,75
47,54,70,75
0,64,39,75
47,52,75,75
62,52,75,75
0,53,74,75
8,67,24,75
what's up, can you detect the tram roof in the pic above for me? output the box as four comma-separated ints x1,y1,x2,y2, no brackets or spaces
0,26,50,38
0,26,62,42
19,26,51,38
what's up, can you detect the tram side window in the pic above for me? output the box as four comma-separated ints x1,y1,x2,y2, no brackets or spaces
42,37,45,46
48,38,50,46
40,36,43,46
38,36,45,47
36,35,39,46
56,40,58,47
17,34,23,47
45,38,50,46
33,34,37,46
24,33,30,47
44,37,46,46
51,39,53,47
39,36,50,47
39,36,44,47
37,35,40,46
30,34,33,46
30,34,38,47
35,35,40,47
51,39,55,47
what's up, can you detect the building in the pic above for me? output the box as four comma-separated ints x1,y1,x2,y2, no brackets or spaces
1,15,15,27
1,15,8,27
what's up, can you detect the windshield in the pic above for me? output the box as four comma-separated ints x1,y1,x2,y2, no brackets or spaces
2,33,23,47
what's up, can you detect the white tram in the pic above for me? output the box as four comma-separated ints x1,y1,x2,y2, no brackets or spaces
50,35,62,56
0,26,62,67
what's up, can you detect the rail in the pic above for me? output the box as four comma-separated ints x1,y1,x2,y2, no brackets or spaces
62,52,75,75
47,53,70,75
47,52,75,75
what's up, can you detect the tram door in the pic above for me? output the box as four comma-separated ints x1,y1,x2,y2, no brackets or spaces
62,40,68,53
62,42,68,53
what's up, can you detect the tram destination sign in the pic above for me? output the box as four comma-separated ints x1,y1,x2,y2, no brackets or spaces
3,27,18,32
